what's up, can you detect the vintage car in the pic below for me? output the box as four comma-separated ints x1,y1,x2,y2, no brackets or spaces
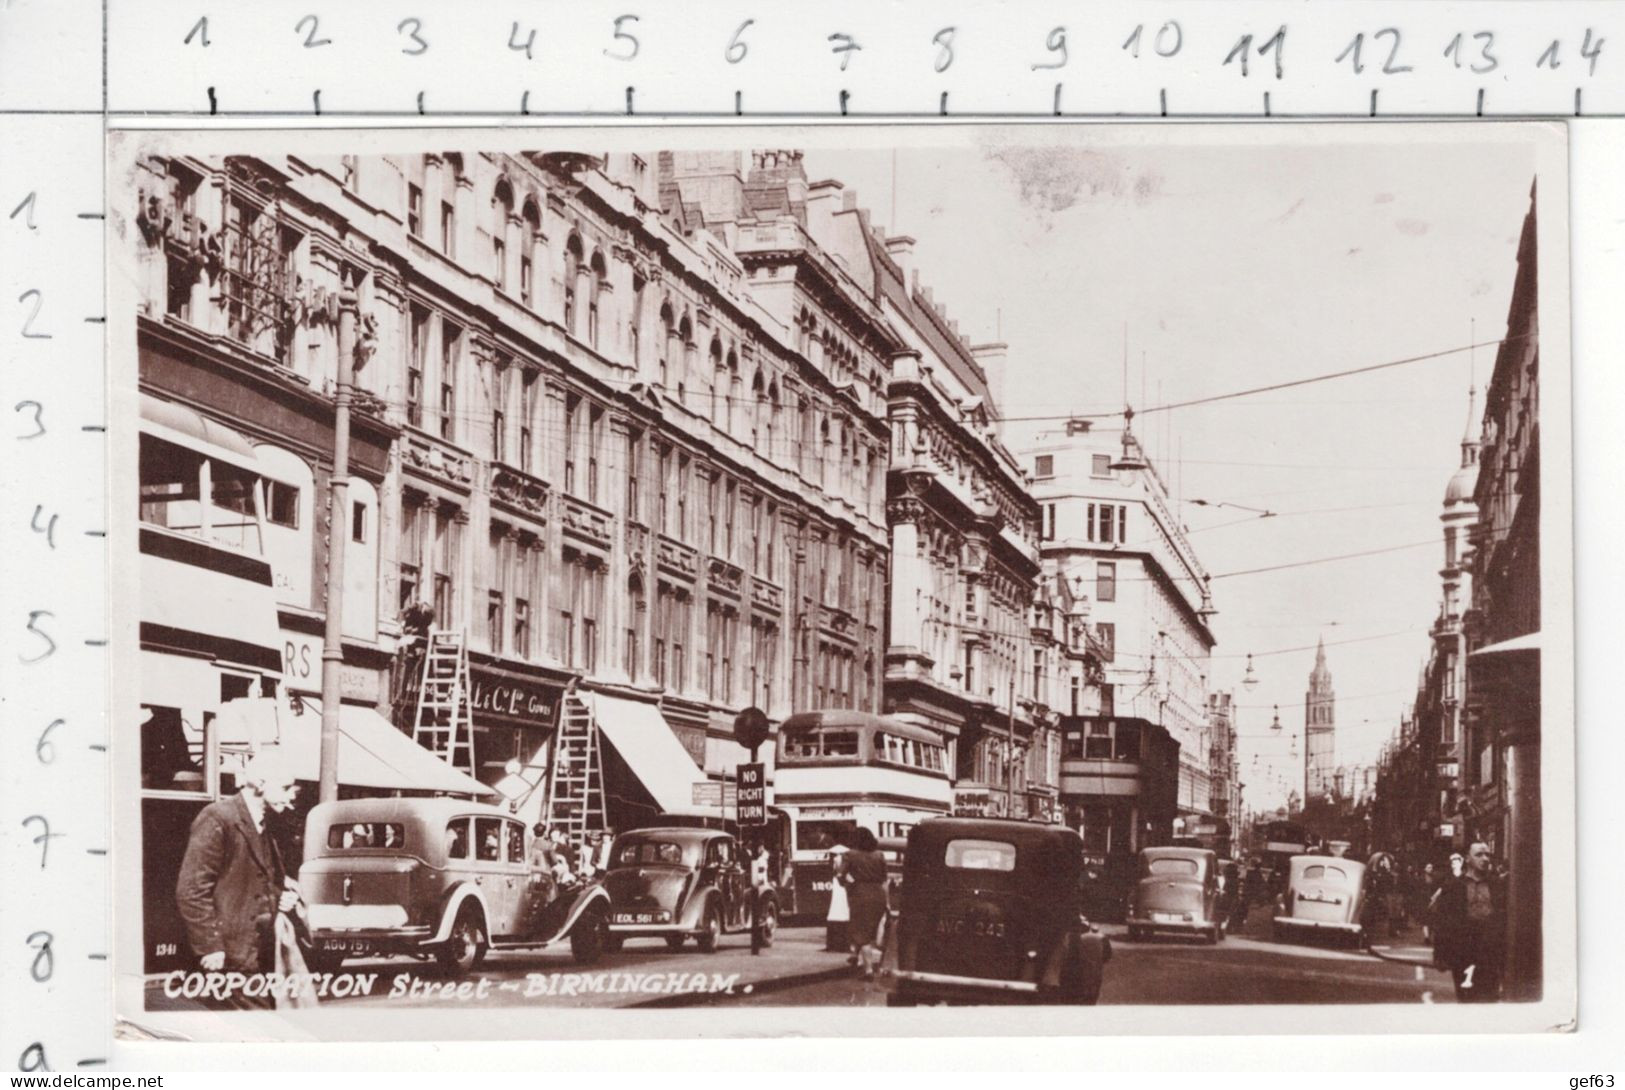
878,818,1110,1006
299,798,613,976
600,828,779,952
1272,854,1368,947
1125,846,1224,943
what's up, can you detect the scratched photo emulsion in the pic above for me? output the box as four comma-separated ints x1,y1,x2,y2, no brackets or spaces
105,123,1574,1039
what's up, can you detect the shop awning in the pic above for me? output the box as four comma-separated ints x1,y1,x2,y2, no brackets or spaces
216,697,495,797
1470,631,1541,657
580,692,703,813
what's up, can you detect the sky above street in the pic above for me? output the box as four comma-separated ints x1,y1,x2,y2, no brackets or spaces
803,124,1549,813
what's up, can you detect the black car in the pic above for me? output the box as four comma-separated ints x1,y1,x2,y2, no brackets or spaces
601,828,778,952
878,818,1110,1006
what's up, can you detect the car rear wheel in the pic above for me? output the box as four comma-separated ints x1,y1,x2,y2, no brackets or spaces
570,904,608,965
696,905,722,953
756,900,778,948
437,909,488,977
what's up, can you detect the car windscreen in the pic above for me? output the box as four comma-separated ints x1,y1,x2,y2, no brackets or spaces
327,822,405,850
1302,864,1347,882
796,819,858,853
1147,857,1199,877
944,839,1017,872
615,839,688,866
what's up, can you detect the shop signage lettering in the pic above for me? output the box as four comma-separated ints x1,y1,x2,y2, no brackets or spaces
468,673,557,725
280,632,377,702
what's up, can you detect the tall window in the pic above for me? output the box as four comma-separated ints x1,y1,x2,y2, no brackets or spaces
723,479,737,559
1095,623,1115,663
399,497,424,609
1087,503,1127,544
407,305,429,428
1042,503,1057,541
706,474,719,555
1096,562,1116,603
519,372,536,475
676,455,690,541
407,184,423,237
492,235,506,290
491,365,508,464
586,405,603,504
626,429,642,522
439,321,461,441
432,504,461,627
564,235,583,334
512,543,533,659
563,394,579,495
588,252,607,349
440,200,456,259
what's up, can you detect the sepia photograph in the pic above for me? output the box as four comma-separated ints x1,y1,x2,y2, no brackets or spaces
106,122,1572,1038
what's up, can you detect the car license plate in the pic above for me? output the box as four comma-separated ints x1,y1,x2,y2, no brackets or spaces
613,912,669,925
1152,913,1184,924
321,937,372,956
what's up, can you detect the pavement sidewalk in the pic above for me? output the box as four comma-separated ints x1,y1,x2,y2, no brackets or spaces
1366,918,1437,967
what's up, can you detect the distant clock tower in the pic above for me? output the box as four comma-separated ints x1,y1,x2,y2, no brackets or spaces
1305,636,1336,799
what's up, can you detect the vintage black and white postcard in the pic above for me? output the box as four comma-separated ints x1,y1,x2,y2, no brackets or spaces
106,121,1574,1041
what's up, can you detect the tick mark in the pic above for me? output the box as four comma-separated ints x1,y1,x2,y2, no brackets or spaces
1159,88,1168,117
207,86,217,115
417,91,425,115
520,90,530,115
84,529,106,537
89,744,107,752
625,85,634,115
84,638,107,647
839,89,850,116
735,90,742,116
84,316,105,324
78,1060,107,1069
1476,88,1484,116
1370,88,1378,117
939,91,948,116
86,848,108,856
77,212,105,220
88,953,107,961
82,424,105,432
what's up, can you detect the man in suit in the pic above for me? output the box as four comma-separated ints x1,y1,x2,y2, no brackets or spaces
1431,841,1506,1003
175,752,302,981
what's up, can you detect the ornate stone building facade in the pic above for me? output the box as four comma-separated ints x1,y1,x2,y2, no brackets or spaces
131,147,892,829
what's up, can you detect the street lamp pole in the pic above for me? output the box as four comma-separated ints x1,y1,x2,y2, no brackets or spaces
1007,676,1017,818
318,284,359,805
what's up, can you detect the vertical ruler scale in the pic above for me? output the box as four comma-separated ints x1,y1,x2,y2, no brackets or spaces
0,0,110,1074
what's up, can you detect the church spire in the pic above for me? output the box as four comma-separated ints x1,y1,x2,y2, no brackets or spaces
1460,382,1480,470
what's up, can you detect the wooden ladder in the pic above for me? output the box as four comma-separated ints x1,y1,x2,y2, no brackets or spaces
542,688,605,842
410,627,475,778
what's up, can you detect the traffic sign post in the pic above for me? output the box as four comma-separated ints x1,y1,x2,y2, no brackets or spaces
733,707,771,955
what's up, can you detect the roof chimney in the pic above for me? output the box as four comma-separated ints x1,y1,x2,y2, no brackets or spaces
805,179,843,244
971,342,1010,421
885,235,916,289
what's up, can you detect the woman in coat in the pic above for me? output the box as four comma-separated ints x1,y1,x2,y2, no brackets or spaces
843,827,891,980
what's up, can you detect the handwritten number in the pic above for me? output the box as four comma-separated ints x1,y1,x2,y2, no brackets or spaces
19,289,52,339
398,18,428,56
10,191,37,231
1374,28,1412,74
1032,26,1067,70
28,932,54,983
828,32,862,71
21,610,56,663
1580,29,1605,76
1225,27,1288,79
1125,22,1182,59
183,16,210,47
605,15,640,61
37,718,63,764
31,505,58,549
295,14,331,48
18,1043,50,1073
1445,32,1498,74
22,815,63,870
725,19,753,64
932,27,956,74
14,400,45,439
508,22,537,60
1461,963,1476,988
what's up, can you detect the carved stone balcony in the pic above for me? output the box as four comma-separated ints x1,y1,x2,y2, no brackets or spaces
403,432,474,489
707,555,745,600
489,464,550,520
750,577,783,615
656,533,700,582
560,494,613,551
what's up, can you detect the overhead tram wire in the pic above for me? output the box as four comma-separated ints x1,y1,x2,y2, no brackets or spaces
990,335,1520,424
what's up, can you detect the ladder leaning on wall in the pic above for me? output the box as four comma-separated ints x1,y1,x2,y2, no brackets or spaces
542,688,606,842
410,627,476,779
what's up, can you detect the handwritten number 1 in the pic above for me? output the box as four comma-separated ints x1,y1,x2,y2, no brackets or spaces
9,191,37,231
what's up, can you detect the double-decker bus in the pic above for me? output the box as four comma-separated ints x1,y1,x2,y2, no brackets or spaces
1252,819,1318,896
136,393,291,972
772,710,952,920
